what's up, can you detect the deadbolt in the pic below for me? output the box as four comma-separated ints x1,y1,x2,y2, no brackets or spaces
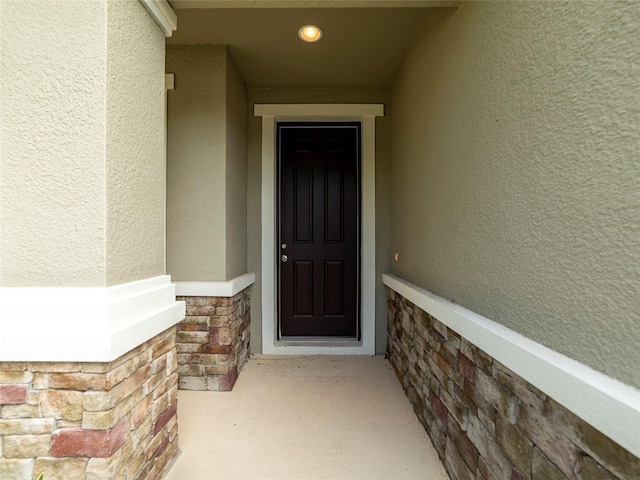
281,255,288,263
281,243,287,250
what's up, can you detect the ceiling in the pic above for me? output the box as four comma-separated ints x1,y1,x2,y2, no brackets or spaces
166,2,457,88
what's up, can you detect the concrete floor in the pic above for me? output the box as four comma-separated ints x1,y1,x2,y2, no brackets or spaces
165,355,449,480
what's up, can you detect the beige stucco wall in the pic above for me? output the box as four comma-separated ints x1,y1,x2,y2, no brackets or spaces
247,88,391,354
166,46,227,281
0,0,167,288
390,2,640,387
0,0,107,287
225,53,248,279
106,0,166,286
166,46,248,282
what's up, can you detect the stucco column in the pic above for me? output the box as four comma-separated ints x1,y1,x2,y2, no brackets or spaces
0,0,183,368
0,1,184,478
165,46,253,391
165,45,249,284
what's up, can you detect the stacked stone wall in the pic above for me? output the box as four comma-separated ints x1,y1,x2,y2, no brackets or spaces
386,288,640,480
0,327,179,480
176,288,250,391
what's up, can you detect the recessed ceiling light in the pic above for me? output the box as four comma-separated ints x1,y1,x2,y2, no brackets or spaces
298,25,323,43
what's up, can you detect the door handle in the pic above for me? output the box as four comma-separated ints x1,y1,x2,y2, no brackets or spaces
281,255,288,263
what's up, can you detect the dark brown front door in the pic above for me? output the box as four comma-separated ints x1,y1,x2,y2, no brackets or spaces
278,123,360,339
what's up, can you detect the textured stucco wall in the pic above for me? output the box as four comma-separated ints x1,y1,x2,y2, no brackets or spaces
391,2,640,387
225,52,248,280
166,46,227,281
106,0,166,286
1,0,168,288
247,88,391,353
0,0,106,287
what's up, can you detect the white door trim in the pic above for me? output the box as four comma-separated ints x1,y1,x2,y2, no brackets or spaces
255,104,384,354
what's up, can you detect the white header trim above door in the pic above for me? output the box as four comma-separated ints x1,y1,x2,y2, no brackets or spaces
254,104,384,118
255,104,384,355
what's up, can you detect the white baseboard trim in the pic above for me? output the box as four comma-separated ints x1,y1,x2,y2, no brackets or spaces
173,272,255,297
383,273,640,459
0,275,185,363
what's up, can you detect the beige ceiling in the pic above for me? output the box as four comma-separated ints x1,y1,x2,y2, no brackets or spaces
166,3,457,88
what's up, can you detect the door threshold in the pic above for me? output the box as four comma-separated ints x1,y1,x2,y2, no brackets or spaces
265,339,371,355
276,339,361,348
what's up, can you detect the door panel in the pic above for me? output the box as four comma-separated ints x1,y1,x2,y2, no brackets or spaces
278,124,360,338
293,260,313,316
294,166,313,243
324,261,344,316
325,167,344,243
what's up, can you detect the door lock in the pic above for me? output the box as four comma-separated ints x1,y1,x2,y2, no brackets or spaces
281,243,287,250
281,255,288,263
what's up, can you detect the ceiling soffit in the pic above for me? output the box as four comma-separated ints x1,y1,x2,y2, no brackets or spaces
166,6,456,88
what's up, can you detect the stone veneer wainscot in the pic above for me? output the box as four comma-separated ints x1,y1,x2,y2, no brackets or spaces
0,327,179,480
386,288,640,480
176,289,250,391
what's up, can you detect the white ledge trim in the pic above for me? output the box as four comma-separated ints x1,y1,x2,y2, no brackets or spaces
139,0,177,37
383,273,640,458
174,273,255,297
0,276,185,363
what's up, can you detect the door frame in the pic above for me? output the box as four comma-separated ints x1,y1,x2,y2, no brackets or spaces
255,104,384,354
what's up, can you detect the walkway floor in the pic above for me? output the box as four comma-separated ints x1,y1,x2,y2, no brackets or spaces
165,355,449,480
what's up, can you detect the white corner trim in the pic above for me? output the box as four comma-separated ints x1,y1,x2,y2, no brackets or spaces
0,276,185,363
382,273,640,459
165,73,175,90
174,273,256,297
255,104,383,355
139,0,177,37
